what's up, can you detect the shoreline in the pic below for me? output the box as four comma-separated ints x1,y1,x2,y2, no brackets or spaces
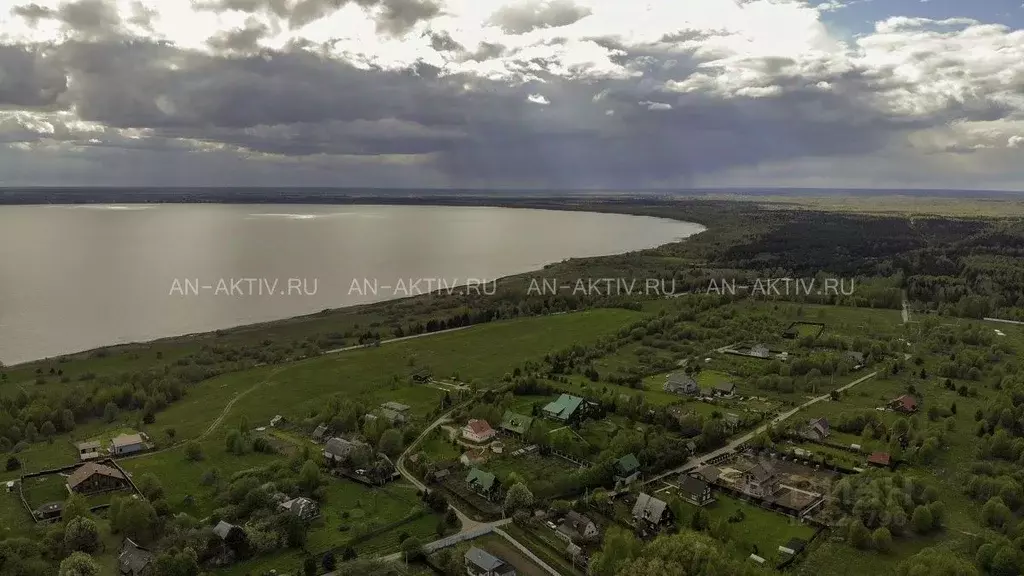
2,200,707,368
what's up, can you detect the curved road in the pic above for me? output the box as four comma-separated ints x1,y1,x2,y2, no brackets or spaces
642,370,879,487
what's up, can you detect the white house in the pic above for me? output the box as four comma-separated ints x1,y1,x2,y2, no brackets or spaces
462,419,496,443
110,433,145,456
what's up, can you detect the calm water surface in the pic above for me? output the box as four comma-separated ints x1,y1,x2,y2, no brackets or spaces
0,204,703,364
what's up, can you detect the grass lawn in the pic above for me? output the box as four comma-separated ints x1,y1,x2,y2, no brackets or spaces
221,479,443,576
673,493,816,564
487,450,580,490
0,489,36,539
20,473,69,510
119,439,281,516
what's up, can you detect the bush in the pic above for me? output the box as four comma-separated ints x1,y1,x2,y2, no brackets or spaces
6,456,21,471
872,527,892,553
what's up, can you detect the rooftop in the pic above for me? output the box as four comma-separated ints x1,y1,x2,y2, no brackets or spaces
111,433,144,447
465,547,508,572
67,461,125,489
542,394,585,420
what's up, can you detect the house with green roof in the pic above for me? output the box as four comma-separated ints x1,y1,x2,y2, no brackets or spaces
465,468,500,501
500,411,533,437
542,394,586,423
615,454,641,485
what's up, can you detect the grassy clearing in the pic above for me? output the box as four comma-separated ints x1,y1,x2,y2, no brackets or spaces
20,473,69,510
671,493,816,564
0,489,36,539
119,440,281,516
475,533,553,576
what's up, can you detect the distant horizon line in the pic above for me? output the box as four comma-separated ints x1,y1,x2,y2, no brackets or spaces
1,186,1022,195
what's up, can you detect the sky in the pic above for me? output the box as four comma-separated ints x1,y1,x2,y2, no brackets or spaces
1,0,1023,189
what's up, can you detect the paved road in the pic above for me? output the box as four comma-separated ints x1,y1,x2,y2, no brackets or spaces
642,370,879,487
323,325,473,354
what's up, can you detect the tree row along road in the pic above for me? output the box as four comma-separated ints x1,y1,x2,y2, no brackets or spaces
642,370,879,488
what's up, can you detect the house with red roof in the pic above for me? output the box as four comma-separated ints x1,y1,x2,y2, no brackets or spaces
867,452,891,467
889,395,918,413
462,419,496,443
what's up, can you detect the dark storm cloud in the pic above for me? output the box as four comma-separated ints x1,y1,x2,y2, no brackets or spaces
489,0,592,35
0,45,68,108
193,0,440,34
10,3,56,25
206,20,272,53
5,14,1020,188
58,0,122,37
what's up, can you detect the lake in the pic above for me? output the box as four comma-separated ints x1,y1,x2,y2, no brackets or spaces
0,204,703,364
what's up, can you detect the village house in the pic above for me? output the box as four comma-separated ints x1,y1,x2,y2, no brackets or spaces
33,501,63,522
542,394,586,423
499,411,533,437
614,454,641,485
76,441,101,461
67,461,129,495
802,417,830,441
381,401,411,413
846,351,866,369
110,433,146,456
868,452,892,467
462,419,497,443
465,468,500,501
712,382,736,398
692,465,721,484
556,511,600,543
465,547,516,576
750,344,770,358
211,519,249,558
664,372,700,396
678,475,714,507
278,496,320,521
741,461,780,498
631,492,672,533
890,394,918,413
311,424,328,442
460,449,488,468
118,538,155,576
368,407,407,425
322,437,368,465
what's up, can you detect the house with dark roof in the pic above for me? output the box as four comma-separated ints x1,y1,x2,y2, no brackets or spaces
692,465,721,484
779,538,808,556
750,344,770,358
466,468,500,501
311,424,328,442
802,418,830,441
557,511,600,543
465,547,516,576
678,475,713,507
323,437,368,464
631,493,672,532
890,395,918,413
542,394,585,423
67,461,129,495
614,454,641,485
33,501,63,521
664,372,700,396
118,538,155,576
499,411,533,437
741,461,780,498
846,351,865,369
712,382,736,397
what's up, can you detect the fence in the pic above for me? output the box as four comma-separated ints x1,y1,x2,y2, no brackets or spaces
18,458,145,523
